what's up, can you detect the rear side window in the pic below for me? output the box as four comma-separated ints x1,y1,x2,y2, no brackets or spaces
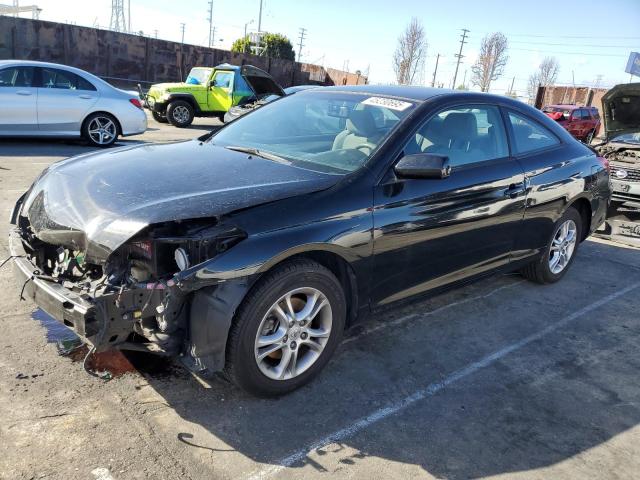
41,68,96,91
507,111,560,154
0,67,35,87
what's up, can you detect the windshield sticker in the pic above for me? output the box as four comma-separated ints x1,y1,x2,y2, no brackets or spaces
362,97,413,111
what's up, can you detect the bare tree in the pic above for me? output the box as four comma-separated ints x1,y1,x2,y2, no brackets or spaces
527,56,560,100
393,18,427,85
470,32,509,92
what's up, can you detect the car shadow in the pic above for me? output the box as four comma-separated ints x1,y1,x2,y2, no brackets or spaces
131,239,640,478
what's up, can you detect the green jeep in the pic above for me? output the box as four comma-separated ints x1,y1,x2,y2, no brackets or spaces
145,63,284,127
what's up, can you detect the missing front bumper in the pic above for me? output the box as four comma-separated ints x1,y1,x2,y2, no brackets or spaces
9,228,174,352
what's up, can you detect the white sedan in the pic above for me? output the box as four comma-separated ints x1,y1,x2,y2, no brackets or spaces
0,60,147,147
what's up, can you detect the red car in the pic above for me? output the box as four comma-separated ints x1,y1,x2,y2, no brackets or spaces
542,104,601,144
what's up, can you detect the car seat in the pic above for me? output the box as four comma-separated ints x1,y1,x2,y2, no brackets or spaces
332,109,381,154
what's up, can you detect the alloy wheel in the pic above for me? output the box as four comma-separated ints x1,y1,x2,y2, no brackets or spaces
549,219,577,274
254,287,333,381
87,117,116,145
172,105,191,124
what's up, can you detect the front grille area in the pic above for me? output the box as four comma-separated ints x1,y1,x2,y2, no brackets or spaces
610,162,640,183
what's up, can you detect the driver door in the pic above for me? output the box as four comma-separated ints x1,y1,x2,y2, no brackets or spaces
207,71,234,112
371,104,526,306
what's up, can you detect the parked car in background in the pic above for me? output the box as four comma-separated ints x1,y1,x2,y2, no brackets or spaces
223,84,320,123
543,104,601,144
595,83,640,210
0,60,147,147
145,64,284,127
10,86,610,396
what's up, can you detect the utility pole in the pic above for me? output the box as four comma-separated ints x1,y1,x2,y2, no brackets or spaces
508,76,515,95
451,28,469,89
153,29,158,39
127,0,131,33
461,69,467,89
179,23,186,80
431,53,440,87
257,0,263,32
297,27,307,62
207,0,214,48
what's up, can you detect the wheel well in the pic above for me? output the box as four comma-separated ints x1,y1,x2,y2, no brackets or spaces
168,95,199,112
81,111,122,136
278,251,359,326
568,198,592,241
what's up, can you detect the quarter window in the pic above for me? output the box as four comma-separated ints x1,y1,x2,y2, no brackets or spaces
41,68,96,91
403,104,509,167
0,67,35,87
507,111,559,154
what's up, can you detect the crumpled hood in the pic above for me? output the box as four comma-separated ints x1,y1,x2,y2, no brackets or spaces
20,141,338,262
602,83,640,140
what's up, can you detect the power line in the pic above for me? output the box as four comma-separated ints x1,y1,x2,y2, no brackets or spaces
503,33,640,40
451,28,469,89
509,47,627,57
508,40,640,49
297,27,306,62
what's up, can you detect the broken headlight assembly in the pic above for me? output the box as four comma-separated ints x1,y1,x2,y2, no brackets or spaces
109,222,247,285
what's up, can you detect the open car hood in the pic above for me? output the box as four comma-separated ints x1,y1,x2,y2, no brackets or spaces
240,65,285,98
602,83,640,140
19,142,337,263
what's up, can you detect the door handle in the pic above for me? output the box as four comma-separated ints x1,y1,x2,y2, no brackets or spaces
79,94,93,99
504,183,526,198
16,90,32,96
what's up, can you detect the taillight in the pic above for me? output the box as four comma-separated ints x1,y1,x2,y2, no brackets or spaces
597,156,609,172
129,98,143,109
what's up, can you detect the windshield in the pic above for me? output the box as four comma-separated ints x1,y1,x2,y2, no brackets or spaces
186,67,212,85
210,92,415,174
611,132,640,145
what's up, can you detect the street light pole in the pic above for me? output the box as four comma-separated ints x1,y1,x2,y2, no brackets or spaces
244,19,253,54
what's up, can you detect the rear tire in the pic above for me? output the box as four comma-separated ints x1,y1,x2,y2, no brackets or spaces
224,259,346,397
166,100,194,128
82,112,119,147
520,207,582,284
152,111,168,123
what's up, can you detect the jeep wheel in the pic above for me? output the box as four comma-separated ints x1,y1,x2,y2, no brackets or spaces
224,259,346,397
152,111,168,123
167,100,194,128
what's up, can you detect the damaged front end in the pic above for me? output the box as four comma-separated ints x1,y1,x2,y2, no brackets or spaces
10,201,247,370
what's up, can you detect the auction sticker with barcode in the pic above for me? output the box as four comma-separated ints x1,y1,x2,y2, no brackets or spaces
361,97,413,111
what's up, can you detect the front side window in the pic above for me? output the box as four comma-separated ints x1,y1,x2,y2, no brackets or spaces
507,111,560,154
41,68,96,91
213,72,234,89
0,67,35,87
211,92,416,174
403,104,508,167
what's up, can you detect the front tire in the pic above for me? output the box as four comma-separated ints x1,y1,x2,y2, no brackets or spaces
82,113,119,147
224,259,346,397
166,100,194,128
520,207,582,284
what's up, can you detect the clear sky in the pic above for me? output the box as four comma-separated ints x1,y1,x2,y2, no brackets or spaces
27,0,640,98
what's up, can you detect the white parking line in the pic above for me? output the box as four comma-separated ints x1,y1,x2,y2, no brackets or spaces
342,278,526,345
246,281,640,480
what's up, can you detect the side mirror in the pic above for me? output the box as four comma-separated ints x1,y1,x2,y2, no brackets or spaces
394,153,451,179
